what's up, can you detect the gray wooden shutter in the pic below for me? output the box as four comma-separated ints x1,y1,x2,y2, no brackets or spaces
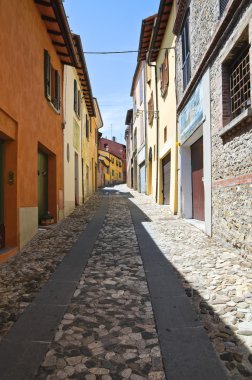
44,50,51,99
220,0,229,16
74,79,77,112
55,70,60,111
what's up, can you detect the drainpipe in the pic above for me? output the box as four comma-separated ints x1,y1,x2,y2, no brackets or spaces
148,62,159,203
143,63,148,194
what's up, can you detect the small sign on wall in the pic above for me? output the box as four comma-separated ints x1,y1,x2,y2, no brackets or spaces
179,80,204,144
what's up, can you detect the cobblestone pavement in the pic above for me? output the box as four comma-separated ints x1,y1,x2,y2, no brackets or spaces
36,193,165,380
0,194,101,342
123,185,252,379
1,185,252,379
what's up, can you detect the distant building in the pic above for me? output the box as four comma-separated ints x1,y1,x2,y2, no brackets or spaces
98,150,123,187
125,109,133,189
98,138,126,182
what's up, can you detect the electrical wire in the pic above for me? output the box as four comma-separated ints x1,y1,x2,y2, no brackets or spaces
82,47,174,55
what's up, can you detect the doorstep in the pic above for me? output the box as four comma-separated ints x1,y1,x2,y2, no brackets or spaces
0,246,18,264
185,218,205,232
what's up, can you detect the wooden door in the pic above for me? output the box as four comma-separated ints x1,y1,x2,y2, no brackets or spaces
162,153,171,205
38,151,48,223
191,137,204,221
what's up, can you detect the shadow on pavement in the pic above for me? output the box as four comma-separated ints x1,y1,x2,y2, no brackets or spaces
102,187,252,380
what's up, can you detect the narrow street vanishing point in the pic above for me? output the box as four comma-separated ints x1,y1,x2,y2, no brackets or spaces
0,186,251,380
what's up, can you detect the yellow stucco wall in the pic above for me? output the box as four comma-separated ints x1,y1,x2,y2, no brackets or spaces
98,150,123,186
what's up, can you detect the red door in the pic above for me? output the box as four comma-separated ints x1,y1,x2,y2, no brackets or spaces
191,137,204,221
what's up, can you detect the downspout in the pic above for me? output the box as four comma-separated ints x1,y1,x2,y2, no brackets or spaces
148,62,159,203
143,63,148,194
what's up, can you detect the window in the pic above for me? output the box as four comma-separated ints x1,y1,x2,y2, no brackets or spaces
148,92,154,125
220,0,229,17
104,143,109,151
112,169,115,176
164,126,167,143
44,50,60,111
86,114,89,139
181,13,191,90
119,172,121,179
230,47,250,119
160,50,169,97
222,30,250,125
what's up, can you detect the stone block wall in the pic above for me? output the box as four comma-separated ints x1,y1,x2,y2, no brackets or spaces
210,2,252,257
176,0,218,104
175,0,252,256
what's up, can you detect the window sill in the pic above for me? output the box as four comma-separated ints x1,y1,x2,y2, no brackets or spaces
219,107,252,137
47,99,60,115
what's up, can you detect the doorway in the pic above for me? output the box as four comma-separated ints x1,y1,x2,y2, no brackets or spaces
162,153,171,205
75,152,79,205
139,163,146,193
191,137,204,221
38,151,48,224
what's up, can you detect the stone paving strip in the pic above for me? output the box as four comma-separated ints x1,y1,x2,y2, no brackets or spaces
0,194,101,342
36,193,166,380
124,185,252,380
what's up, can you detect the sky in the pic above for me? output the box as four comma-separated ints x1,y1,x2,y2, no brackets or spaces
64,0,160,144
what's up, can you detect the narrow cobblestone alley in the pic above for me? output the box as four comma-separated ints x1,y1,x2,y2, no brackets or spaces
0,186,251,380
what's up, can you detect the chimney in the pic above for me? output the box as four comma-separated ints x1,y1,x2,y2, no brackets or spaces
112,136,116,142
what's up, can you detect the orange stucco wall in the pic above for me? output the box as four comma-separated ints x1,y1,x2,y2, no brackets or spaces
0,0,64,248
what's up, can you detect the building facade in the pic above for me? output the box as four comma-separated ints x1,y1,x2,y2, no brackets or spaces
0,0,78,260
148,0,177,213
98,138,126,183
98,150,123,187
174,0,252,253
125,109,133,189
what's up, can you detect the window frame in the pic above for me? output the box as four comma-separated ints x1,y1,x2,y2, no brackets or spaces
44,50,60,112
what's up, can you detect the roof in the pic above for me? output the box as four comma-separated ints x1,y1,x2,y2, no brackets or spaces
131,14,156,97
93,98,103,129
72,34,95,117
149,0,174,62
99,138,126,149
34,0,77,67
125,109,133,125
138,15,157,61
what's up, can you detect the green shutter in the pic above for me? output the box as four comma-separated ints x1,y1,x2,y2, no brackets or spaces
44,50,51,99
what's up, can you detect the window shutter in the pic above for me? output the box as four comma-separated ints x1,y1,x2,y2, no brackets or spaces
55,70,60,111
44,50,51,99
74,79,77,112
165,50,169,87
78,90,81,117
86,114,89,139
220,0,229,16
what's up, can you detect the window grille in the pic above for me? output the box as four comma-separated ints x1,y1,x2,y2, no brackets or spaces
230,48,250,119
